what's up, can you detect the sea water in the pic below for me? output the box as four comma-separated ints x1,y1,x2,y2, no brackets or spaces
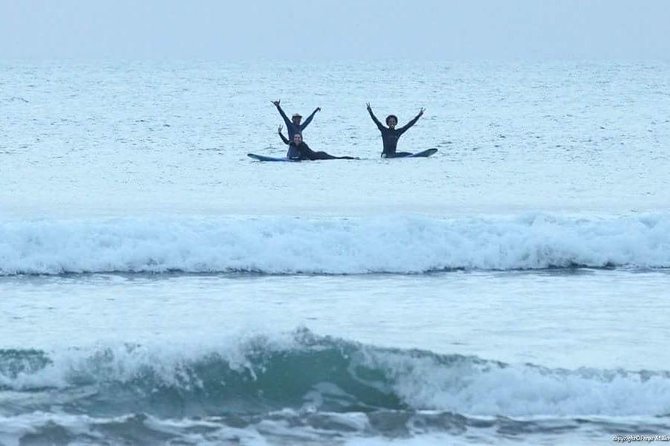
1,61,669,445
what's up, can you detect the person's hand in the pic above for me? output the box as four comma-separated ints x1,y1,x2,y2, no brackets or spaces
315,107,321,113
272,100,280,106
278,125,283,132
366,102,372,110
419,107,425,115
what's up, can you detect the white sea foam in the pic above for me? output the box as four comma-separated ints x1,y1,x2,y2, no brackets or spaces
365,349,670,417
0,213,668,275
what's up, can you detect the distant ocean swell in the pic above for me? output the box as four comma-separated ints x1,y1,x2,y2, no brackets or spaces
0,213,669,275
2,330,670,419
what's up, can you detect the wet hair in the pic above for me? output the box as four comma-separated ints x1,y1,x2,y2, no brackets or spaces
386,115,398,125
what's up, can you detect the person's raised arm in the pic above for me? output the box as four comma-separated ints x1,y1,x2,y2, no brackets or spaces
301,107,320,129
278,125,290,145
272,100,292,127
366,103,384,130
398,107,425,134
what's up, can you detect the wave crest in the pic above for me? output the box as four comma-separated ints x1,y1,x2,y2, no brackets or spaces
2,329,670,418
1,213,669,275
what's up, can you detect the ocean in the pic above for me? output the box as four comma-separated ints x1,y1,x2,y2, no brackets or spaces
1,60,669,445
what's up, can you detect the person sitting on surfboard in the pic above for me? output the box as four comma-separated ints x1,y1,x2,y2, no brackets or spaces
366,103,424,158
272,100,320,158
283,132,356,160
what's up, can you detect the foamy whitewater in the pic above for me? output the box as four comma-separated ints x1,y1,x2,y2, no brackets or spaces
1,60,669,445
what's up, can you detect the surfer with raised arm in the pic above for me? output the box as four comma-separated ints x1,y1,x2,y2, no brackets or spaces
272,100,320,158
271,100,320,139
282,132,356,160
366,103,425,158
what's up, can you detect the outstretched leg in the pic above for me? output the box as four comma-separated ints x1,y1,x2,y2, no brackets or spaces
383,152,413,158
309,151,356,160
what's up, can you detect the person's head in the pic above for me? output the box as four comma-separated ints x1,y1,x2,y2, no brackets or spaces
292,113,302,125
386,115,398,129
292,133,303,145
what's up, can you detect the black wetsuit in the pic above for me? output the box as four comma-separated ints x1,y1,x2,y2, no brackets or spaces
275,103,319,158
274,103,318,140
367,108,422,157
285,139,355,160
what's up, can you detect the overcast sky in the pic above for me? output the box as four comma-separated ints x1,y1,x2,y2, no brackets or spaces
1,0,668,61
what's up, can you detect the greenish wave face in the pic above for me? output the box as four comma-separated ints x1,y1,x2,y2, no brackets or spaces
3,329,670,421
1,333,408,418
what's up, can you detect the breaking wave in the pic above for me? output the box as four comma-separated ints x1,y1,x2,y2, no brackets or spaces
1,213,669,275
